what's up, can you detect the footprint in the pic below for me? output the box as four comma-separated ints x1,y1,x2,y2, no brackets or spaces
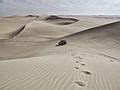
76,61,79,63
82,71,91,75
74,67,79,69
81,63,85,66
75,81,85,87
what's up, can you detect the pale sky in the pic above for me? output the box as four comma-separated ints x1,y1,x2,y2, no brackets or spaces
0,0,120,16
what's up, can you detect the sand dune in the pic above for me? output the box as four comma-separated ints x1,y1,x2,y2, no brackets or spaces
59,21,120,59
0,16,35,39
9,25,26,38
45,15,78,25
62,21,120,46
0,15,120,90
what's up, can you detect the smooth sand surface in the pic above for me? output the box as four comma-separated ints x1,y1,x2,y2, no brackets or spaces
0,15,120,90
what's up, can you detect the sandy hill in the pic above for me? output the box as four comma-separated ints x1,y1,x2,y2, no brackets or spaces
45,15,78,25
0,15,118,60
58,21,120,59
63,21,120,47
0,16,35,39
14,20,79,41
0,15,120,90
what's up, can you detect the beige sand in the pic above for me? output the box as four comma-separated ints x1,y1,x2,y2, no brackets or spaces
0,15,120,90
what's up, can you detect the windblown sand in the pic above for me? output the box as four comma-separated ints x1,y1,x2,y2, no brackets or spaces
0,15,120,90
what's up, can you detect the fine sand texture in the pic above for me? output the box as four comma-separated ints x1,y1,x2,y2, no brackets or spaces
0,15,120,90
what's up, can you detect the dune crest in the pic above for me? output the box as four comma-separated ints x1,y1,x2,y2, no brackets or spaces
9,25,26,38
45,15,79,25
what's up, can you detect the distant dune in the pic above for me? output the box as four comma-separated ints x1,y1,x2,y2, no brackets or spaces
0,15,120,90
45,15,79,25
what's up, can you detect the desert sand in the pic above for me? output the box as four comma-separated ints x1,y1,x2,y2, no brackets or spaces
0,15,120,90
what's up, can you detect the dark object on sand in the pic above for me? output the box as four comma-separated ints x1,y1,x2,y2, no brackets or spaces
26,15,34,17
56,40,67,46
26,15,39,18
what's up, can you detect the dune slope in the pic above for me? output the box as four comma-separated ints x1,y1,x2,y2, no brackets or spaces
59,21,120,59
0,16,35,39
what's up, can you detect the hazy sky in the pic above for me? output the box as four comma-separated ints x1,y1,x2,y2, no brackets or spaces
0,0,120,16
